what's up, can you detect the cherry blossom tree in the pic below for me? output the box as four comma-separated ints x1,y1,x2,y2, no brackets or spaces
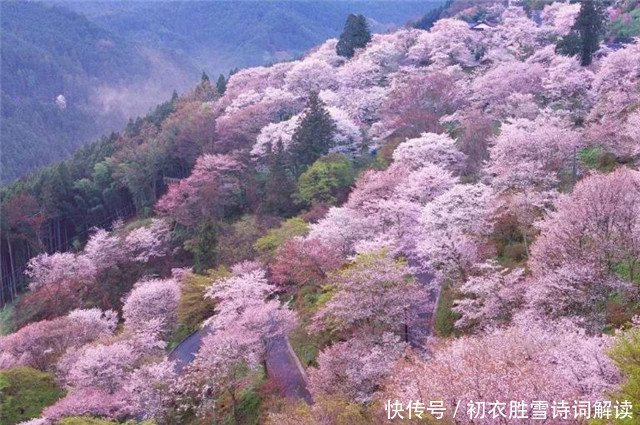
65,340,136,393
182,330,259,421
382,70,466,136
542,2,581,36
0,309,116,370
125,360,177,421
471,62,544,119
532,46,594,111
222,62,294,106
251,106,363,160
307,206,373,255
43,387,131,421
418,184,496,281
204,269,275,328
408,19,480,68
251,114,300,157
122,278,181,338
527,261,629,332
386,323,618,424
489,116,581,191
231,260,263,276
156,154,244,226
84,227,126,269
320,86,388,127
308,333,406,403
204,268,298,372
345,165,406,210
270,238,343,288
25,252,96,291
454,261,526,330
305,38,345,67
391,132,466,173
285,58,339,95
124,218,172,263
530,168,640,280
15,419,48,425
493,8,550,59
587,41,640,158
311,250,423,338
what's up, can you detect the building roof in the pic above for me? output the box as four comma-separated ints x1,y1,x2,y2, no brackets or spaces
469,20,496,30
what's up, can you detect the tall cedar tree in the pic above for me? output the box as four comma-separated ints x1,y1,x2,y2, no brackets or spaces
265,139,297,215
189,219,218,273
557,0,606,66
574,0,607,66
289,92,337,177
216,74,227,95
336,14,372,58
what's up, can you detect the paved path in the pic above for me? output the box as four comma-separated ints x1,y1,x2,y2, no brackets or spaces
406,257,439,351
168,257,437,403
168,330,206,374
266,336,313,403
169,329,312,403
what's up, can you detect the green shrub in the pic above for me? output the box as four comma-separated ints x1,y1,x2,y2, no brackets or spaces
171,267,229,348
433,285,460,338
592,326,640,425
254,217,309,260
296,154,355,206
0,367,65,425
579,146,617,173
217,215,265,266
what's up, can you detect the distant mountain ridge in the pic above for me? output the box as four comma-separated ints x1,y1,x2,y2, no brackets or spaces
1,0,441,183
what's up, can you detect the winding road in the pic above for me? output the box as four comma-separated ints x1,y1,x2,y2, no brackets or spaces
168,257,437,405
169,329,312,403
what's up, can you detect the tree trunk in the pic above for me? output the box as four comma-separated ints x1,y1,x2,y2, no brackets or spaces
522,231,530,259
230,391,239,424
56,218,62,251
7,238,16,302
262,356,268,377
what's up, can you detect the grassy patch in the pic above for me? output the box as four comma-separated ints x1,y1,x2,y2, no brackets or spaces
433,284,460,338
0,367,65,425
287,284,335,368
579,146,617,173
289,325,321,368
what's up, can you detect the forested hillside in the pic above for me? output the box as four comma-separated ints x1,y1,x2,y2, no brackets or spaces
2,1,640,424
1,0,437,182
0,1,198,183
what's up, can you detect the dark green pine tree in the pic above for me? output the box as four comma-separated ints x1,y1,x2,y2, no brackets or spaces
556,0,606,66
201,70,210,83
574,0,607,66
289,92,337,177
190,219,218,273
336,14,372,58
216,74,227,95
264,139,297,215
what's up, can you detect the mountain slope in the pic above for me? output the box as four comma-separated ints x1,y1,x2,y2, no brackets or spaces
2,0,440,183
0,1,197,182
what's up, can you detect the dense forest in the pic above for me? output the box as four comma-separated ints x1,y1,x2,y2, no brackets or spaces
2,0,640,424
0,1,175,183
1,0,437,182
